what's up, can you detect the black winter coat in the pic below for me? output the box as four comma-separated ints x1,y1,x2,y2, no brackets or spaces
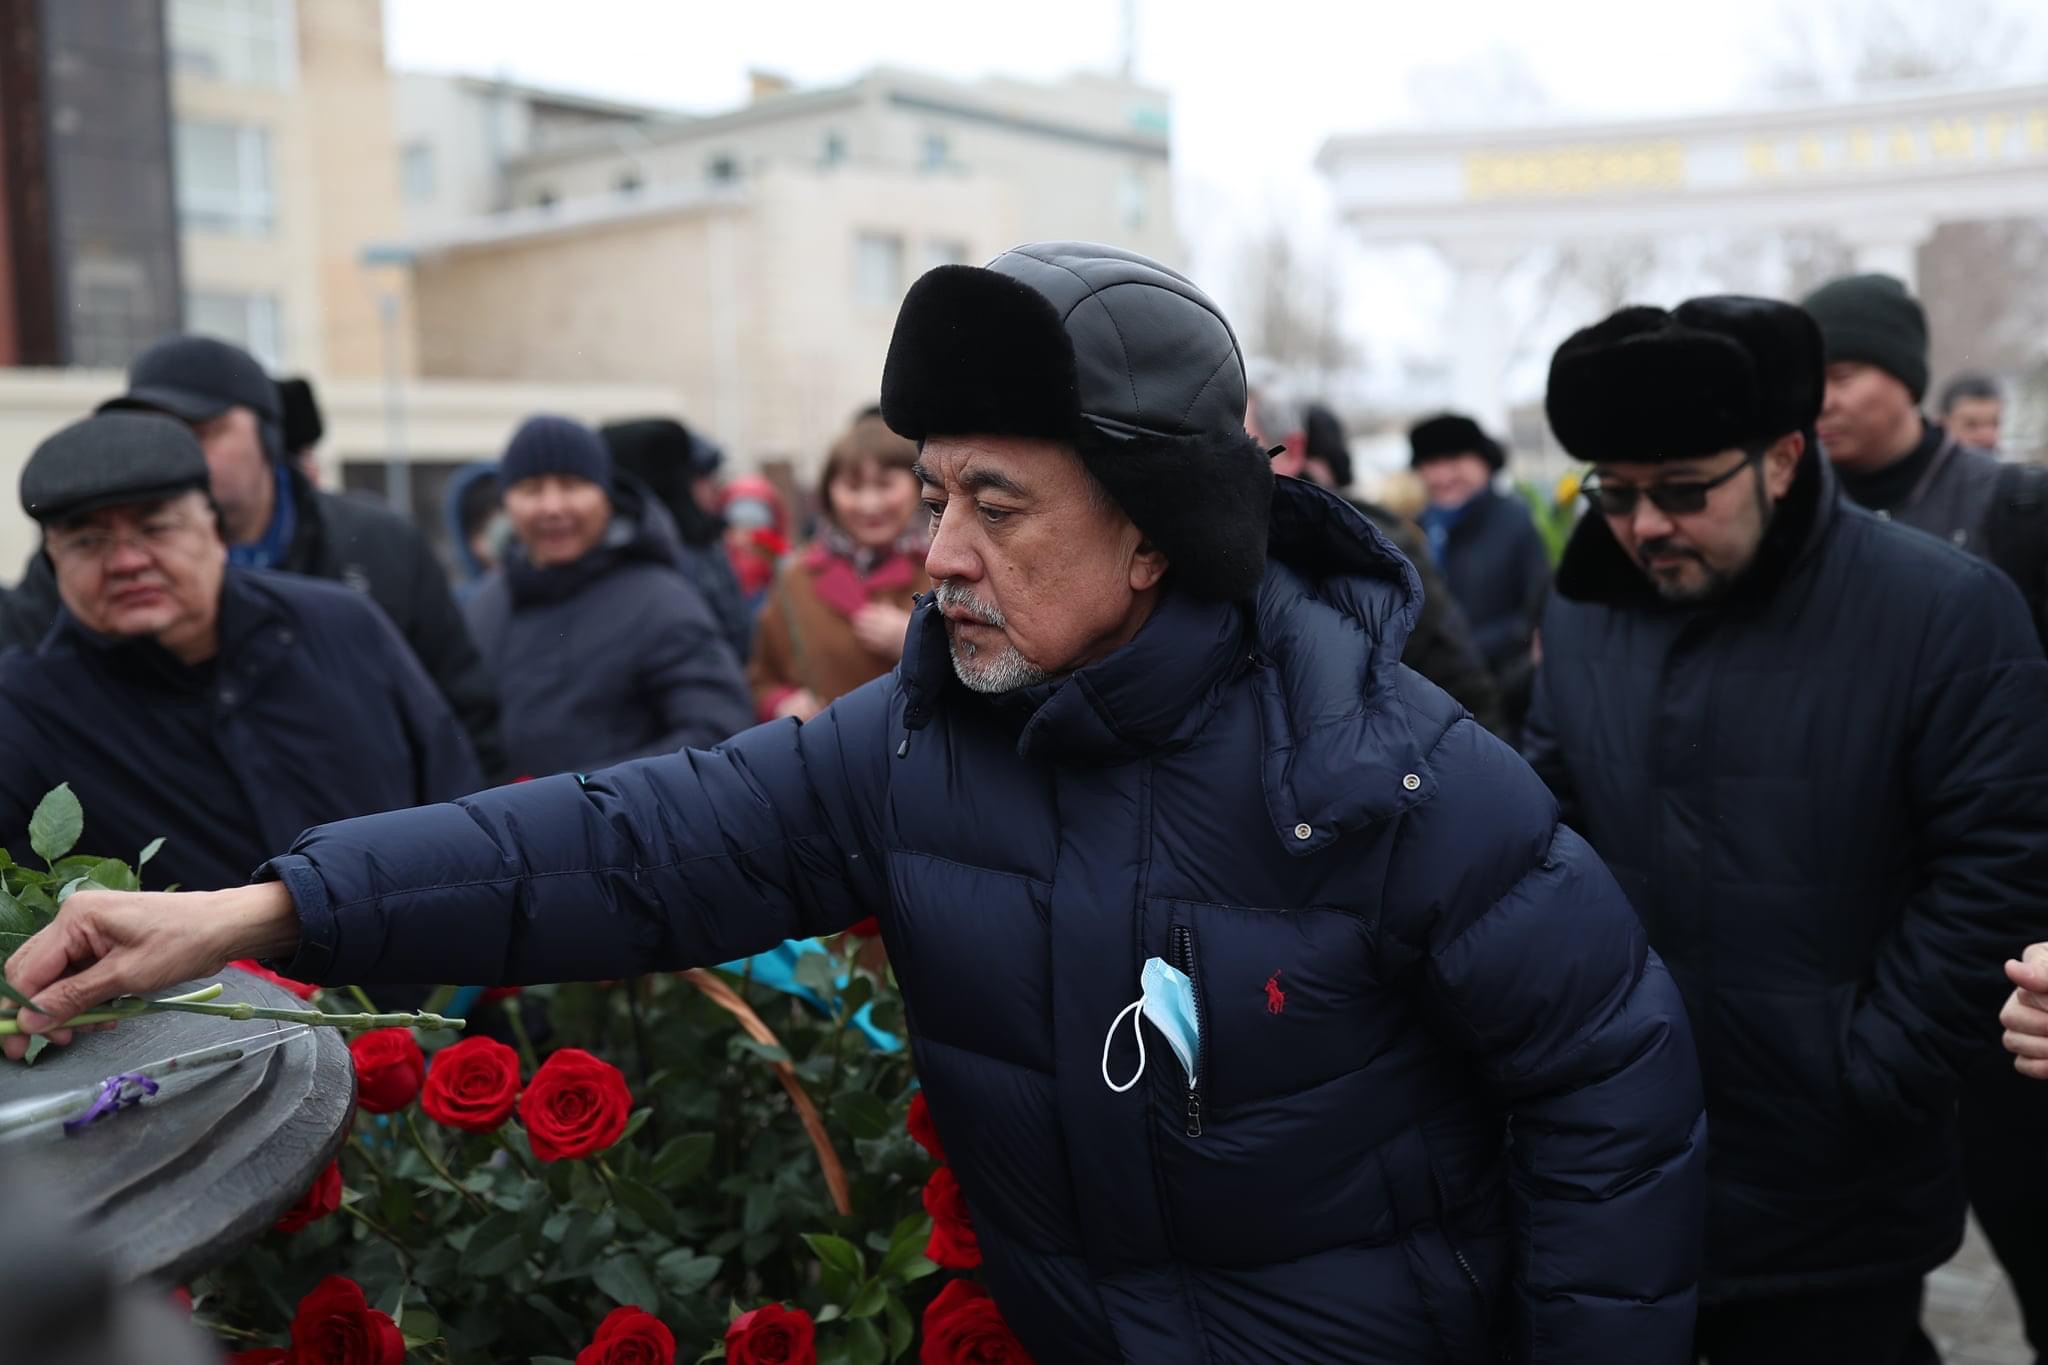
1523,452,2048,1301
1358,500,1504,734
0,569,481,892
265,478,1706,1362
462,482,753,777
1429,486,1549,675
0,468,505,780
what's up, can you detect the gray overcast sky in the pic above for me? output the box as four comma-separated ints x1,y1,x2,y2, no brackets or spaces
384,0,1805,186
381,0,2041,417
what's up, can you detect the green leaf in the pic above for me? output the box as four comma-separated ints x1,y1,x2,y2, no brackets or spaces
803,1233,864,1281
593,1253,659,1311
136,837,164,869
461,1211,529,1278
619,1106,653,1145
846,1318,886,1365
846,1279,888,1320
878,1218,934,1282
731,1037,791,1065
21,1035,49,1066
793,951,839,996
651,1132,715,1188
611,1175,676,1237
655,1248,723,1297
884,1295,914,1361
0,882,40,938
0,931,32,967
28,785,82,866
895,1257,940,1284
530,1358,578,1365
558,1209,615,1274
742,1183,778,1237
831,1091,894,1142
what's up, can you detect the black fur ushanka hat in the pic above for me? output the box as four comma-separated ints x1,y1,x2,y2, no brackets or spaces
1546,295,1824,464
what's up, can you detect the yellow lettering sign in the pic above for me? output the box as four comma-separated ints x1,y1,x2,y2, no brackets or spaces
1463,140,1684,199
1930,118,1975,158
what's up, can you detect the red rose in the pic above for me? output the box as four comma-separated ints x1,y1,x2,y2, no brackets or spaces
169,1286,192,1313
519,1047,632,1162
275,1159,342,1233
724,1302,816,1365
576,1305,676,1365
844,917,881,939
907,1090,945,1163
480,985,523,1004
289,1275,405,1365
420,1035,522,1134
920,1280,1033,1365
922,1166,981,1269
225,1352,289,1364
228,959,319,1001
348,1029,425,1114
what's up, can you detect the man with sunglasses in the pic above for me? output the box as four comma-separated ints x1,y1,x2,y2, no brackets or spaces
1522,296,2048,1364
0,411,481,891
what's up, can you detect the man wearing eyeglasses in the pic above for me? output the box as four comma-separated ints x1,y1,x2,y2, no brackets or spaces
0,412,481,891
1522,296,2048,1364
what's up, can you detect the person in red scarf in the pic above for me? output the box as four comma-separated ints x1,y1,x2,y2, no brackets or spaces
749,412,928,722
719,474,791,615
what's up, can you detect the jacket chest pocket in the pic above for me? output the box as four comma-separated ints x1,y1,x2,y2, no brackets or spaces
1148,899,1389,1114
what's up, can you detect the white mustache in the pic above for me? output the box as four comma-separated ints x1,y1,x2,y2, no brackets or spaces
933,580,1004,628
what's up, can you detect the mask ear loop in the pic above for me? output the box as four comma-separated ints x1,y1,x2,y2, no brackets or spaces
1101,997,1147,1093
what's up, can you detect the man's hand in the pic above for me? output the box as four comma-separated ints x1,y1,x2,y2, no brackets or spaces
1,883,300,1060
2001,944,2048,1079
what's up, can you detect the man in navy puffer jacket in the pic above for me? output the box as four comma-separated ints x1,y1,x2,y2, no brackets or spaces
8,244,1706,1363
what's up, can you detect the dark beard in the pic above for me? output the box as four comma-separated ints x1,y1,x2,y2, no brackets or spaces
1637,467,1776,605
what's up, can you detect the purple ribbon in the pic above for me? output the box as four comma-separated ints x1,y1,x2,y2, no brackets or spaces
62,1072,160,1136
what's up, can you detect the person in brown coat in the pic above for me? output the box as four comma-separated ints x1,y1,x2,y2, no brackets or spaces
750,412,929,721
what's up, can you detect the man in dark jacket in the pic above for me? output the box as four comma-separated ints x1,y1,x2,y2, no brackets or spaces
0,336,506,779
1410,414,1549,677
1804,274,2048,642
600,417,752,660
1523,295,2048,1364
465,415,752,777
11,244,1706,1363
1803,273,2048,1356
0,412,480,891
1246,387,1505,732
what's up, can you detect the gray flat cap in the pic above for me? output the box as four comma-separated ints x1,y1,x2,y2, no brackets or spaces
20,412,211,524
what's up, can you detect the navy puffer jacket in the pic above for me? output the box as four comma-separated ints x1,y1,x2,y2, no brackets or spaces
267,478,1705,1362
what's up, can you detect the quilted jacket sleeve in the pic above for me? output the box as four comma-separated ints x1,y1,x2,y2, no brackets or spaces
1386,717,1705,1364
261,678,897,988
1846,560,2048,1126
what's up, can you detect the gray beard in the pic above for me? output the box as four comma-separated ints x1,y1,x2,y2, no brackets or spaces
947,632,1052,693
933,579,1053,694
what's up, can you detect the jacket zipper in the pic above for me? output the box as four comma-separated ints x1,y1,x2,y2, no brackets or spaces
1431,1164,1485,1299
1168,924,1206,1138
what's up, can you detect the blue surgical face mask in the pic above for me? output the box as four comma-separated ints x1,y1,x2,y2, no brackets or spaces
1101,957,1201,1093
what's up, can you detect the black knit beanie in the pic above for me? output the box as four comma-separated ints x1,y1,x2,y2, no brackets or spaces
501,414,612,489
1799,274,1929,403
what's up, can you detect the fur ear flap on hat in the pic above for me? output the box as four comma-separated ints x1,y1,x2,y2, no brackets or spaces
1080,424,1274,602
1545,297,1820,464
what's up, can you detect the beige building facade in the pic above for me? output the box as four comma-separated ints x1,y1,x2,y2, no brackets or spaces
392,65,1178,472
167,0,414,377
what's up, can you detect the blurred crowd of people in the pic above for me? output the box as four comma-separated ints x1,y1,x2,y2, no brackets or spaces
2,252,2047,1363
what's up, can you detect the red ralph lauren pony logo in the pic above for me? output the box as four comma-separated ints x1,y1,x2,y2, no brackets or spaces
1264,971,1286,1015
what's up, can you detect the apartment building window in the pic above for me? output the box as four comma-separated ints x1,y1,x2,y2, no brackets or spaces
855,232,904,308
186,291,283,368
401,142,437,204
922,239,969,271
708,154,740,183
822,131,846,166
920,132,950,169
174,121,276,235
615,171,644,197
167,0,295,88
